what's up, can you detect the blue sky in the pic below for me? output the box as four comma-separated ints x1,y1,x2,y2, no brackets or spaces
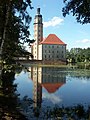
29,0,90,50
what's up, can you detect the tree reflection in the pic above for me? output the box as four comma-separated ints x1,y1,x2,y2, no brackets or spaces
0,67,28,120
41,104,90,120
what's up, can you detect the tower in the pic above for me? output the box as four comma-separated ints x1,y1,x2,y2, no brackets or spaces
32,67,42,116
32,8,43,60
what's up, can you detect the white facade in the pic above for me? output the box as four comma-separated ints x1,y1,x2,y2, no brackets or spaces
42,44,66,61
32,8,43,60
31,8,66,61
37,44,66,61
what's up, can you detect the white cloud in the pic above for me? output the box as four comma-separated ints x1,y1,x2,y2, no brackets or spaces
43,17,64,28
82,39,90,43
72,38,90,49
42,92,62,104
76,39,90,43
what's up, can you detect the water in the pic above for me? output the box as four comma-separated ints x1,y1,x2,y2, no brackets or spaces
15,66,90,108
1,64,90,119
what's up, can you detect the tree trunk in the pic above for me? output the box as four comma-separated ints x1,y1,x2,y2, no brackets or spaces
0,0,12,61
0,0,12,76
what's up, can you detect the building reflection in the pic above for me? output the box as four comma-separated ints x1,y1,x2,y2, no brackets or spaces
28,66,66,116
42,67,66,93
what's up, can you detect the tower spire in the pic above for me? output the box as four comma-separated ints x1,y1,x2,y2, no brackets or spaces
37,8,40,15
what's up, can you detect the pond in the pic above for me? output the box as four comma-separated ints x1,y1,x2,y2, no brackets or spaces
1,64,90,119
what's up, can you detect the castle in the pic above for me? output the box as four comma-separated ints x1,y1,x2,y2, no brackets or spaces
31,8,66,62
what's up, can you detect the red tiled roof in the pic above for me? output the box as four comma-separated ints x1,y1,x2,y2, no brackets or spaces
41,34,66,45
42,83,64,93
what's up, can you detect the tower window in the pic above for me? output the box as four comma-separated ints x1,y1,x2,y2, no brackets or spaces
45,55,46,58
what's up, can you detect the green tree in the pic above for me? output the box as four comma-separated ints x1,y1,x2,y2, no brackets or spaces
0,0,33,64
66,48,90,63
62,0,90,24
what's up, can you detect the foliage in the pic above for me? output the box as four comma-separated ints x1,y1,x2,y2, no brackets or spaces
0,67,34,119
40,105,90,120
66,47,90,63
0,68,25,119
0,0,33,64
62,0,90,24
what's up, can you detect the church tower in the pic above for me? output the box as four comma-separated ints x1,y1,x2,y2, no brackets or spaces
32,8,43,60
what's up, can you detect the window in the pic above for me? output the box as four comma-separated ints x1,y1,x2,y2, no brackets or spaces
38,33,41,37
45,55,46,58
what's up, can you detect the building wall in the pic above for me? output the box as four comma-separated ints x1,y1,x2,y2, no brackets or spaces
42,44,66,61
42,67,66,83
38,44,42,60
31,8,43,60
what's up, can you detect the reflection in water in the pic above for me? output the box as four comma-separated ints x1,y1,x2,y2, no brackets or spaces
29,66,66,117
1,64,90,119
42,67,66,93
12,64,90,119
0,68,28,119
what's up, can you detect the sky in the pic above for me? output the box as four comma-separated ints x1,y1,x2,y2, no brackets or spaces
28,0,90,50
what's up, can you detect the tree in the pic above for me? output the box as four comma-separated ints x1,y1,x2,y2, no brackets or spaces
62,0,90,24
66,47,90,63
0,0,33,64
0,67,30,119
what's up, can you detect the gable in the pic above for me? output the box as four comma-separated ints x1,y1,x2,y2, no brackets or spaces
42,83,64,93
41,34,66,45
